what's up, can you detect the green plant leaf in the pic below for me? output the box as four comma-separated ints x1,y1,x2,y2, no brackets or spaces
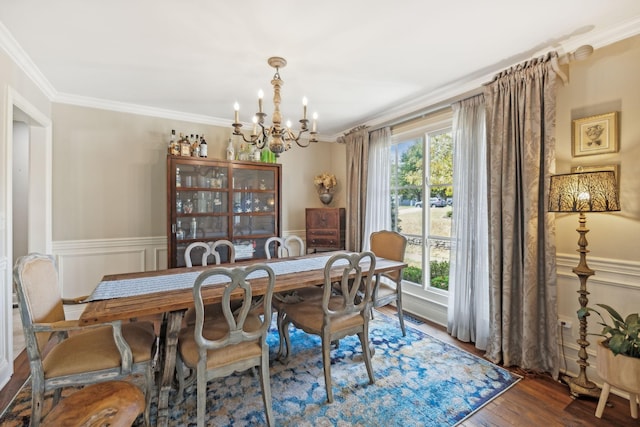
597,304,624,323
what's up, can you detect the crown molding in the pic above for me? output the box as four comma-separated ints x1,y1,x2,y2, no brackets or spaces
53,92,230,126
0,21,57,100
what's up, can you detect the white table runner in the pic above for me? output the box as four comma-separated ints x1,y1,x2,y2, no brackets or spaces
87,254,350,301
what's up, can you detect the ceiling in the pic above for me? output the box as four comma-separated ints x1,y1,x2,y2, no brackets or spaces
2,1,640,140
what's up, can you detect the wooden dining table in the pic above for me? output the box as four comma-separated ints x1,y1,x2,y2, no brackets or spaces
79,251,407,427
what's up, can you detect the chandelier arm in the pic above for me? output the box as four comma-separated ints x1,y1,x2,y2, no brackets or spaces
283,128,318,147
232,129,253,144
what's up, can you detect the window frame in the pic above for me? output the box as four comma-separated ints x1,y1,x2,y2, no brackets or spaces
390,110,453,303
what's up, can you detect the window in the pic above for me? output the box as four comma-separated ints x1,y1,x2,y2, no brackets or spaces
390,114,453,292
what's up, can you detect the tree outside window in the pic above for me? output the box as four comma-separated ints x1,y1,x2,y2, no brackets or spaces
391,130,453,291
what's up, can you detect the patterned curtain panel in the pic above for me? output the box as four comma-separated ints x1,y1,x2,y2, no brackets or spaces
483,53,559,378
338,128,369,252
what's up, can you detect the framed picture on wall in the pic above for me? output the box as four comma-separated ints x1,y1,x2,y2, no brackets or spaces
572,112,619,157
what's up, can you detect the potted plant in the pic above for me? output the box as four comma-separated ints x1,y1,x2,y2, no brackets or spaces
578,304,640,419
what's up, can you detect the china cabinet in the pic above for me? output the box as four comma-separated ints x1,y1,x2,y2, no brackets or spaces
167,155,281,268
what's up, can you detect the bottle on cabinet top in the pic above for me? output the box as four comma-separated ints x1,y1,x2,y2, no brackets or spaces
226,139,235,160
168,129,180,156
179,133,191,157
199,136,208,157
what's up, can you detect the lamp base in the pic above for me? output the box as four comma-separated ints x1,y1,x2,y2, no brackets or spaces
562,374,601,399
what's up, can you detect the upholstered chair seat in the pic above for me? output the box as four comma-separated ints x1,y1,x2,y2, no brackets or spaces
43,322,155,378
177,313,262,369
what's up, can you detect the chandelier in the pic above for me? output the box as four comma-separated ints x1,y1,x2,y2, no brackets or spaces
232,57,318,157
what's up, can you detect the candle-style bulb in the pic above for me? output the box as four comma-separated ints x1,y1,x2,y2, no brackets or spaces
258,90,264,113
302,96,308,120
234,102,240,123
312,112,318,132
286,120,292,129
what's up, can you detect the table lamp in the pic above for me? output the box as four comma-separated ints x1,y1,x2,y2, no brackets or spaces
548,170,620,398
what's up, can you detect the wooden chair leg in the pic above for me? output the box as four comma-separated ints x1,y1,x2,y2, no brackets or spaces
276,310,286,359
196,360,207,427
322,332,334,403
630,392,639,419
358,331,375,385
143,364,153,426
281,317,292,361
595,382,611,418
396,299,406,336
259,351,274,426
31,382,44,427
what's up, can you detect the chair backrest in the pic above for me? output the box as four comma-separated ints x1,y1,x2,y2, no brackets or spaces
265,236,304,259
185,242,213,267
210,239,236,264
321,251,376,317
284,235,305,257
13,253,65,355
370,230,407,280
192,264,275,350
264,237,284,259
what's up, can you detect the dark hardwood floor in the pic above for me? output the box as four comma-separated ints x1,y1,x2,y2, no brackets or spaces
2,307,638,426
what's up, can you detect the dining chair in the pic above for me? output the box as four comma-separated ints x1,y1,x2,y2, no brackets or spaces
265,235,323,357
184,241,213,267
210,239,236,264
184,240,236,326
369,230,408,336
13,253,157,427
176,264,276,427
279,251,377,403
265,235,304,259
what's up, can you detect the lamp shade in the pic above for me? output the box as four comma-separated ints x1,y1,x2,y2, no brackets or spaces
548,171,620,212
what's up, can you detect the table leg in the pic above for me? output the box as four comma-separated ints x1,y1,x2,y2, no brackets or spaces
156,310,185,427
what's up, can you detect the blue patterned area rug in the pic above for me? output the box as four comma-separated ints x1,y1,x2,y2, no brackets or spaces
1,313,519,426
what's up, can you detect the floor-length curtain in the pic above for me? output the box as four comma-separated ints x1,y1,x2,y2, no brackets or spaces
362,127,391,251
338,128,369,252
483,54,559,377
447,94,490,350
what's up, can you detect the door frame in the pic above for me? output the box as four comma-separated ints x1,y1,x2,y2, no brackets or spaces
0,86,52,388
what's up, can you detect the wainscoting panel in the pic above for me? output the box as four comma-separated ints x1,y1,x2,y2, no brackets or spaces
53,237,167,298
556,253,640,393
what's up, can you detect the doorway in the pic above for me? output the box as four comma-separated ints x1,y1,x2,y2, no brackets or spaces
0,87,52,389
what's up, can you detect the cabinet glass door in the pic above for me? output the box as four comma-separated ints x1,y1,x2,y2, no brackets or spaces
231,167,277,260
174,162,230,267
